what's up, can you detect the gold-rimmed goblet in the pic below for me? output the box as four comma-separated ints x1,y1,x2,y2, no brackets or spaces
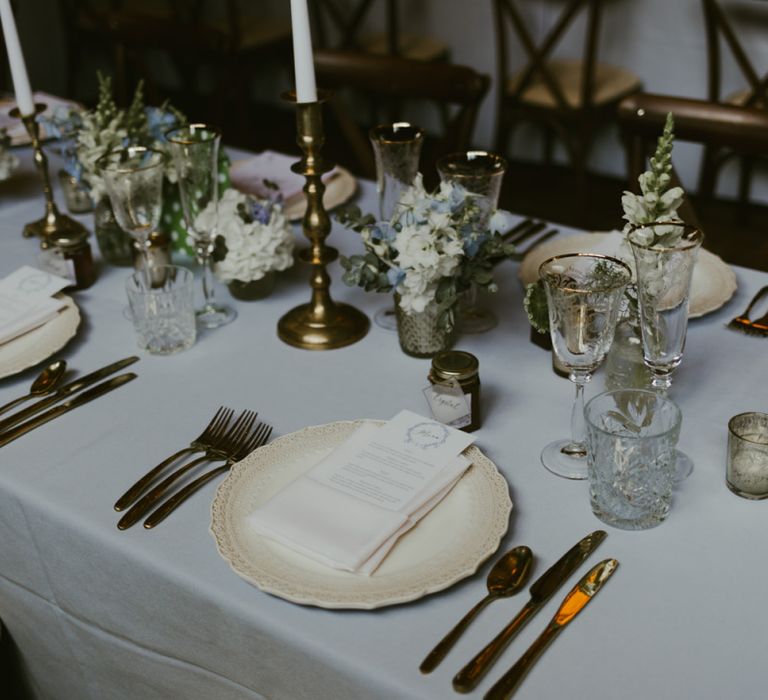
540,253,632,479
436,150,507,333
97,146,165,277
628,221,703,480
165,123,236,329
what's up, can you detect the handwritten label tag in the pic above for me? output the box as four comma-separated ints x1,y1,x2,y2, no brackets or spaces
423,378,472,429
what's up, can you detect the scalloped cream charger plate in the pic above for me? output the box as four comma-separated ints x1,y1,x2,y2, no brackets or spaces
519,230,737,318
211,420,512,609
0,295,80,379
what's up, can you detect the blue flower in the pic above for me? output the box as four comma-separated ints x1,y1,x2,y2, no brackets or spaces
249,200,272,224
387,267,405,287
145,107,178,143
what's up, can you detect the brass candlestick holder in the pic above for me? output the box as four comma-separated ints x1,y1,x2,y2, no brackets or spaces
277,91,369,350
11,104,89,243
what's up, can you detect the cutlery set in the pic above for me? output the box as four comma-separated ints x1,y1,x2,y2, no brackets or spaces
0,356,139,448
421,530,617,699
503,218,559,260
114,407,272,530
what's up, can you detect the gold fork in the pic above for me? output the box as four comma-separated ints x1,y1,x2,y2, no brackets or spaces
114,406,234,512
117,409,258,530
143,423,273,529
727,286,768,336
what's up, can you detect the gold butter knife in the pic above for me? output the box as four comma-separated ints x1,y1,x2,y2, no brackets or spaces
0,356,139,433
0,373,137,448
453,530,607,693
484,558,619,700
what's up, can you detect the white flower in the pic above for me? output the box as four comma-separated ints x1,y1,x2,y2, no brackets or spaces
209,189,295,283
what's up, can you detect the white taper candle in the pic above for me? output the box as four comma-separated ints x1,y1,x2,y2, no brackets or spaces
0,0,34,116
289,0,318,103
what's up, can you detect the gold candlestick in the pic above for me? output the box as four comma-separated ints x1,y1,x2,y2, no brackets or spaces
278,91,369,350
11,104,89,243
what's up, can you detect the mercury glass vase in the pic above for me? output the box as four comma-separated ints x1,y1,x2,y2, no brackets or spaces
394,295,455,358
227,272,275,301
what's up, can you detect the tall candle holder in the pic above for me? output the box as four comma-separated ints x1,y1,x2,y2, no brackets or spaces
11,103,89,243
277,91,369,350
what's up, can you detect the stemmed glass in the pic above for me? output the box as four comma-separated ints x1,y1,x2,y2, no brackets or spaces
628,221,703,479
540,253,632,479
369,122,424,330
97,146,165,278
436,151,507,333
165,123,236,329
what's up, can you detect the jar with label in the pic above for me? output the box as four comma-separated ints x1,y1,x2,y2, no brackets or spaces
38,228,97,290
428,350,481,432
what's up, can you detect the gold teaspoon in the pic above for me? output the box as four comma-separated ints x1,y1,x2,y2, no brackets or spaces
0,359,67,416
420,545,533,674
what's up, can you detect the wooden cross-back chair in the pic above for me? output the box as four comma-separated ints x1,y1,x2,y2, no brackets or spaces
699,0,768,209
313,49,489,181
308,0,448,62
493,0,641,179
618,92,768,235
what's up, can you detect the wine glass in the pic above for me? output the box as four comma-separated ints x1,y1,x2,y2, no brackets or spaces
97,146,165,277
165,123,236,329
540,253,632,479
628,221,704,480
369,122,424,331
436,150,507,333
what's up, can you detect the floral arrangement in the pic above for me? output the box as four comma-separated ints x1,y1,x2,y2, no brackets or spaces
524,112,684,334
0,127,19,181
338,174,516,324
204,188,295,283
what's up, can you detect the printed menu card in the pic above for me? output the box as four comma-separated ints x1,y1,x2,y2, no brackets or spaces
247,411,476,574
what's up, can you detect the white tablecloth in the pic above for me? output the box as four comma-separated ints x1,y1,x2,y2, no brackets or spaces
0,149,766,700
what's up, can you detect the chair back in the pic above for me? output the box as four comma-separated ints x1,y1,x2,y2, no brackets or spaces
310,0,404,55
494,0,605,112
703,0,768,108
313,49,490,179
618,92,768,228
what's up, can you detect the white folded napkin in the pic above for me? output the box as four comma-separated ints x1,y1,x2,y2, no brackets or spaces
230,150,339,203
0,266,69,345
248,417,474,574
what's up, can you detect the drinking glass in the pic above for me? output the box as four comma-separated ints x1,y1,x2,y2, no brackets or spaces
585,389,682,529
165,123,236,329
726,412,768,499
629,222,703,480
628,222,704,392
125,265,196,355
97,146,165,276
539,253,632,479
437,151,507,333
369,122,424,330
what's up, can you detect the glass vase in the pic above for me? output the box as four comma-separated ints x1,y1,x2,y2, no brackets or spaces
604,317,651,391
395,295,455,358
93,196,134,266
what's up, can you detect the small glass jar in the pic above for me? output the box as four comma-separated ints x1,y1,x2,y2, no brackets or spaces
39,228,97,290
428,350,481,432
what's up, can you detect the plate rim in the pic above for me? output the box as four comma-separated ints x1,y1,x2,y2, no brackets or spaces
210,419,512,609
0,294,80,380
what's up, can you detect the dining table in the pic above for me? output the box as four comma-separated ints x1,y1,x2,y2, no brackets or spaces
0,144,766,700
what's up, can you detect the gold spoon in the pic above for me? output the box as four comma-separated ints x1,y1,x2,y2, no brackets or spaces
420,545,533,674
0,359,67,416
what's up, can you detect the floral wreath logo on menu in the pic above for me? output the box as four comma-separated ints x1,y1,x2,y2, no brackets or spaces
16,270,52,294
405,422,450,450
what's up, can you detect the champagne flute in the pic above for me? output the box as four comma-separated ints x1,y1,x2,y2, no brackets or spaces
436,150,507,333
540,253,631,479
629,221,703,480
165,123,236,329
97,146,165,277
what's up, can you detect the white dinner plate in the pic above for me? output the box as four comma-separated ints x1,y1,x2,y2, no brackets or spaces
210,420,512,609
518,230,737,318
0,294,80,380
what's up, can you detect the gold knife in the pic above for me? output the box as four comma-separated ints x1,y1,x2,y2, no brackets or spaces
0,356,139,432
484,558,619,700
453,530,607,693
0,373,137,448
